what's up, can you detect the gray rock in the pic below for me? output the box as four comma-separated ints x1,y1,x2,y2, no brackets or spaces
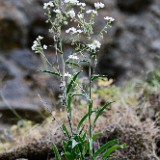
0,57,14,81
9,49,40,71
117,0,152,12
0,1,28,51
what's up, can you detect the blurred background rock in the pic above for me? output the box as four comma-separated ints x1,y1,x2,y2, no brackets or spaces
0,0,160,125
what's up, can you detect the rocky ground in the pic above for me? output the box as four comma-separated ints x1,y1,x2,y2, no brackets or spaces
0,77,160,159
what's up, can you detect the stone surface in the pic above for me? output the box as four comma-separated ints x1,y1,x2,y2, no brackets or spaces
117,0,152,12
0,0,160,121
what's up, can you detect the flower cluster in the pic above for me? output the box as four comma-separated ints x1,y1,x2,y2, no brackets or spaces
86,10,97,15
43,1,54,9
88,40,101,50
94,2,105,9
66,27,83,34
31,36,47,52
104,16,115,23
64,0,86,7
68,9,76,18
54,9,61,14
68,55,79,60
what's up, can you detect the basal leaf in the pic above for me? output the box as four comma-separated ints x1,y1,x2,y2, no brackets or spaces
52,143,61,160
94,102,113,124
61,124,70,139
102,145,122,160
93,139,118,158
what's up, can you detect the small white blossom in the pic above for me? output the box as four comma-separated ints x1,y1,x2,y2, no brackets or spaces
43,2,54,9
76,29,83,33
31,36,44,51
78,13,84,19
68,55,79,60
68,10,75,18
31,42,37,51
54,9,61,14
64,0,79,5
86,10,97,15
66,27,83,34
104,16,115,22
88,40,101,50
64,72,72,78
43,45,47,50
66,27,77,34
77,2,86,7
94,2,105,9
38,36,43,40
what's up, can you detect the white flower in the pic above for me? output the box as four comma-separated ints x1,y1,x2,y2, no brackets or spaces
68,55,79,60
43,45,47,50
54,9,61,14
64,72,72,78
68,10,75,18
64,0,79,5
104,16,115,22
37,36,43,40
77,2,86,7
66,27,77,34
86,10,97,15
78,13,83,19
76,29,83,33
94,2,105,9
43,2,54,9
66,27,83,34
88,40,101,50
32,36,44,51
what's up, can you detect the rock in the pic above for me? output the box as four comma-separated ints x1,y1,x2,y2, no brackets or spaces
0,56,14,81
0,1,28,51
0,102,44,123
117,0,152,12
8,49,40,71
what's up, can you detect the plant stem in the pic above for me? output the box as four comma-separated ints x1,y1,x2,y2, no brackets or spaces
88,56,93,159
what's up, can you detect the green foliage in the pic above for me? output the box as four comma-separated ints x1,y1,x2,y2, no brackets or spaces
52,143,61,160
146,70,160,86
94,102,113,124
66,71,81,94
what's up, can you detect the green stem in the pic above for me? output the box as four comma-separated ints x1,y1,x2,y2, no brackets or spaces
88,56,94,159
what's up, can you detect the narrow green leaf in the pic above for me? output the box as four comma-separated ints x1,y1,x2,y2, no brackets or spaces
92,132,102,141
62,152,73,159
76,110,95,132
66,61,80,67
91,74,107,81
62,141,67,151
102,145,121,160
82,131,87,142
79,125,85,135
40,70,61,77
52,143,61,160
79,60,90,64
61,124,70,139
94,102,113,124
85,141,89,154
93,139,118,158
67,94,72,116
66,71,81,94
